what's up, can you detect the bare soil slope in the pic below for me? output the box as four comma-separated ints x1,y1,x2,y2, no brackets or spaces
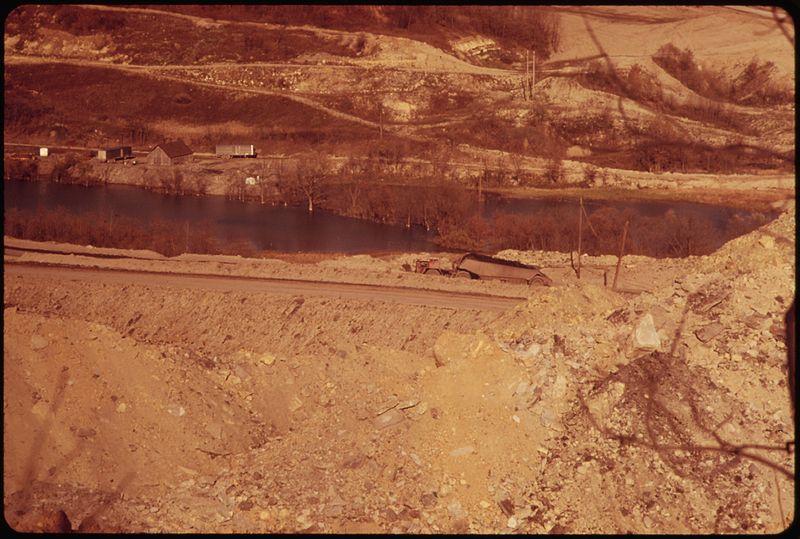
4,202,795,534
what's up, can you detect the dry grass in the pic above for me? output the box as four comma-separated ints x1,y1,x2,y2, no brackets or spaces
4,63,385,153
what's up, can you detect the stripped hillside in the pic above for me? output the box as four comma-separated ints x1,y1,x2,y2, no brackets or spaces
3,4,794,177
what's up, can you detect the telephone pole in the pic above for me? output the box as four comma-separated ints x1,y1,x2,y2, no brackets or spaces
523,49,536,100
525,50,530,100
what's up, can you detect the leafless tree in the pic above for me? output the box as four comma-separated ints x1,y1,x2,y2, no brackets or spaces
508,152,526,185
340,153,368,217
171,170,185,196
255,158,283,204
191,174,210,196
544,156,563,183
294,152,331,213
426,143,452,179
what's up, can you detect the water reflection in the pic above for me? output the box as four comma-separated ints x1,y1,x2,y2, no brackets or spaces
3,181,438,253
3,180,776,254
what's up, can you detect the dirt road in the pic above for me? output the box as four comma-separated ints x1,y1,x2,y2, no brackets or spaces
3,261,525,311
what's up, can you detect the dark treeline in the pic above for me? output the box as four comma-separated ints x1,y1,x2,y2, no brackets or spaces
5,191,772,259
320,183,771,257
5,150,773,259
3,207,258,258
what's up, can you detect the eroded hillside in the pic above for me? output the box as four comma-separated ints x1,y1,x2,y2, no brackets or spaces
4,4,794,179
3,202,796,533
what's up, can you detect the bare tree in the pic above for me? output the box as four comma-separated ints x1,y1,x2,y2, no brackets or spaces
156,167,173,193
143,167,160,191
225,175,246,201
341,153,368,217
427,143,452,179
171,169,185,196
508,152,526,185
294,152,331,213
395,187,418,229
544,156,563,184
191,174,210,196
255,158,283,204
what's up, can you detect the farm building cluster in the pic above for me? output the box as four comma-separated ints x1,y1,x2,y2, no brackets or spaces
90,141,257,165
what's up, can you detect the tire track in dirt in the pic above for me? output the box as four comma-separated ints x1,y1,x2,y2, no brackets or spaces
3,262,526,312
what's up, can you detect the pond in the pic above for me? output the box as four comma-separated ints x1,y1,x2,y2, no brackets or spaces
3,180,776,254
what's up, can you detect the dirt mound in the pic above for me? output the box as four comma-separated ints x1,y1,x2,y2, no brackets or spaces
4,203,794,533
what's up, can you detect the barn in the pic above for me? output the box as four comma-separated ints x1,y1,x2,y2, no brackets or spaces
148,140,193,165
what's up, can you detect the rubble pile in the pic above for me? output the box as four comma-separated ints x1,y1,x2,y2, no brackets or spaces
3,205,794,533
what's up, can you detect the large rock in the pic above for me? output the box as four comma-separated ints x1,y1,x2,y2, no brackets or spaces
373,408,405,430
694,322,725,343
29,334,49,351
633,314,661,351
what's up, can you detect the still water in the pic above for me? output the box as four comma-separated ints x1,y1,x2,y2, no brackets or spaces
4,181,439,253
3,180,774,253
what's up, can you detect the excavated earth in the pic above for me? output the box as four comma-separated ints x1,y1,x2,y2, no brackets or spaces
3,203,796,534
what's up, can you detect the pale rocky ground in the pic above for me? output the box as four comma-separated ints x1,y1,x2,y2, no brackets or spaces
3,201,795,534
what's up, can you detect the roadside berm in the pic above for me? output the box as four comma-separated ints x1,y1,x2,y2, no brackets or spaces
3,203,795,533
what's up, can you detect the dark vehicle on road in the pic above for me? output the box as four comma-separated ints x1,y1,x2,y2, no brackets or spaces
414,252,552,286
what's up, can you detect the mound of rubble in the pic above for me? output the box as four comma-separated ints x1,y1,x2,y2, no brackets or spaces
4,205,794,533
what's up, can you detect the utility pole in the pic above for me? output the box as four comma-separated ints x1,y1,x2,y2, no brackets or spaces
523,49,536,99
477,171,483,212
577,197,583,279
524,49,529,100
612,220,630,291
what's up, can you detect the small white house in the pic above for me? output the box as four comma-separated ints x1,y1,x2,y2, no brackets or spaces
39,147,49,157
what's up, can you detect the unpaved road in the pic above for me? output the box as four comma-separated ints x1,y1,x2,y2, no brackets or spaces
3,262,526,311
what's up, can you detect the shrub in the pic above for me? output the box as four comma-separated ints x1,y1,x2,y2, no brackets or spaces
4,207,223,257
543,158,563,183
653,44,792,107
4,159,39,181
437,215,489,251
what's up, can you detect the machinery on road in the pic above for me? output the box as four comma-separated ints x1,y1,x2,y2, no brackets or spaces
414,252,553,286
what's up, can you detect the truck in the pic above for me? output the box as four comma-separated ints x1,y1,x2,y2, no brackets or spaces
414,252,552,286
215,144,257,158
97,146,133,162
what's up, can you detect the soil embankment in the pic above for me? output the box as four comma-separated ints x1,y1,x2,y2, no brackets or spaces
3,200,795,533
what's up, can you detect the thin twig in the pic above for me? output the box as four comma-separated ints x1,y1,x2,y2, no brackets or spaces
577,392,795,479
773,468,786,529
196,448,232,459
